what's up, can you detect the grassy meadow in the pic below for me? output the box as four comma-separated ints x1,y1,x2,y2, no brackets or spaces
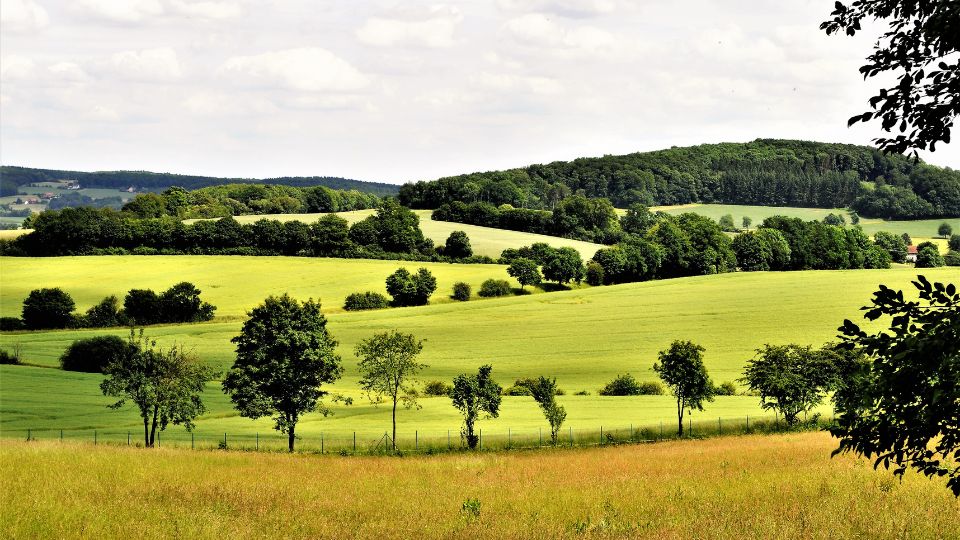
648,203,960,241
2,432,957,539
1,255,955,443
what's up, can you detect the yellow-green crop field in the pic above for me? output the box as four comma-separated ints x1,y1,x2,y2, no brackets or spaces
1,432,957,539
1,254,956,444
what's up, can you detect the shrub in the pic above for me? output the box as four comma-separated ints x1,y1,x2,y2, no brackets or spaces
385,267,437,306
159,282,216,323
443,231,473,259
598,373,641,395
915,244,944,268
0,317,24,331
59,335,135,373
452,282,471,301
715,381,738,396
343,291,390,311
423,380,453,396
945,250,960,266
949,234,960,252
22,288,76,329
0,348,21,364
636,381,666,395
478,279,512,297
574,390,590,395
502,379,534,396
124,289,161,325
84,296,123,328
584,261,604,286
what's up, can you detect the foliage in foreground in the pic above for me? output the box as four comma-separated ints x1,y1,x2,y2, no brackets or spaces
835,275,960,496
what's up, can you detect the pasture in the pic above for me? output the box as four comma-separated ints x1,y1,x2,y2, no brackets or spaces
1,256,955,442
1,432,956,539
648,203,960,240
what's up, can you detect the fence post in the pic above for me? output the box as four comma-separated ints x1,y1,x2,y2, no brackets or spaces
415,430,418,451
569,426,572,447
630,423,633,442
447,430,450,450
94,430,97,445
191,432,194,450
353,432,356,453
321,433,324,454
660,421,663,441
256,432,259,451
539,427,542,447
689,416,692,437
600,426,603,445
60,429,63,442
127,431,130,445
26,429,31,441
479,429,482,450
746,415,750,431
224,432,227,448
718,417,721,435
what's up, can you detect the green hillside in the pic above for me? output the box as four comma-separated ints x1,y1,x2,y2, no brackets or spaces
2,257,954,441
399,139,960,220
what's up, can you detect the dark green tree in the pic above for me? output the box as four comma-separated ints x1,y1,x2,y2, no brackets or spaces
718,214,736,232
653,340,715,436
621,203,656,235
541,247,584,284
740,344,838,426
84,295,123,328
61,335,136,373
507,258,541,290
451,365,502,449
222,295,343,452
742,216,753,229
939,222,954,238
873,230,909,263
443,230,473,259
310,214,351,256
21,287,75,329
916,244,945,268
159,282,215,323
124,289,161,326
732,231,774,271
355,331,426,450
835,275,960,495
385,267,438,306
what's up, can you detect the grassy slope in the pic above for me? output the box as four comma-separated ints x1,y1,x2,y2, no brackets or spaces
2,433,956,539
647,203,960,241
2,257,955,440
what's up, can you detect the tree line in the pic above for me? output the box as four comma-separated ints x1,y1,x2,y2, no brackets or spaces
120,184,380,220
0,165,400,196
399,139,960,220
2,201,493,263
2,283,216,331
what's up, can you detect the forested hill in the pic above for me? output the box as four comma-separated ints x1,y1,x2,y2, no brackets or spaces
399,139,960,219
0,166,400,197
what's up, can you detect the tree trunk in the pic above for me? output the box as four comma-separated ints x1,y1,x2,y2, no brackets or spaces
148,407,159,447
677,398,684,437
143,416,150,447
391,396,398,451
288,424,296,452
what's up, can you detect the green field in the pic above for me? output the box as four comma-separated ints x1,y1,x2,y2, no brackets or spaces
188,210,605,260
648,203,960,240
2,255,955,443
2,433,956,538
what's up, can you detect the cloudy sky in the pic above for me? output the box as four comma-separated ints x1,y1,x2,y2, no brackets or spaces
1,0,956,184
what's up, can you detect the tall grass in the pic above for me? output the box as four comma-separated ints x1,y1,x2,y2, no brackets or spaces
1,432,956,539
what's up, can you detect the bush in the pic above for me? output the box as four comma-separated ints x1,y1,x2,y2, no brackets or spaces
443,231,473,259
0,317,24,331
452,282,471,301
59,335,135,373
715,381,738,396
423,380,453,396
598,373,664,396
343,291,390,311
478,279,512,298
22,288,76,329
159,282,216,323
124,289,161,325
574,390,590,395
385,267,437,306
0,348,21,364
584,261,604,286
84,296,123,328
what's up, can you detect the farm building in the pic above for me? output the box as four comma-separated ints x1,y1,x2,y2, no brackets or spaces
906,245,918,263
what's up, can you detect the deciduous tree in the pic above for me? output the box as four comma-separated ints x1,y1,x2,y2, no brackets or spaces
223,295,342,452
451,365,502,449
654,340,714,436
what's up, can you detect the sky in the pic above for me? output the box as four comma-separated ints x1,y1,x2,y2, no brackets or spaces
1,0,957,184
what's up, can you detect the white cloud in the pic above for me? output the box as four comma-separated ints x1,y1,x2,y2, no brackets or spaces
104,47,182,81
218,48,369,92
497,0,616,17
48,62,91,83
73,0,163,23
184,92,277,116
473,72,563,95
167,0,242,20
356,7,462,48
0,55,37,82
503,13,621,55
0,0,49,32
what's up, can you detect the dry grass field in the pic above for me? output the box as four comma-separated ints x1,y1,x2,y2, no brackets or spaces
1,432,956,539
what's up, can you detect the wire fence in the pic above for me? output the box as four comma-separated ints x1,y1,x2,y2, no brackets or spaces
8,413,831,455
